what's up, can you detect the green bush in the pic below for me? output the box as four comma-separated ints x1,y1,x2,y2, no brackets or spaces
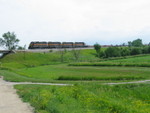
105,47,121,58
130,47,142,55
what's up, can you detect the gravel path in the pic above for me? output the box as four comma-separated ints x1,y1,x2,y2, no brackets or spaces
0,77,33,113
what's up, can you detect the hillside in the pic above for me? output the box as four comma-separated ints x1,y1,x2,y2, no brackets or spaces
0,49,98,69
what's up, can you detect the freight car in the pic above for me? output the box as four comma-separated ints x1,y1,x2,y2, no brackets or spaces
28,41,87,49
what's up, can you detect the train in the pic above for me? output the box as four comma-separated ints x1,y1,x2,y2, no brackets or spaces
28,41,88,49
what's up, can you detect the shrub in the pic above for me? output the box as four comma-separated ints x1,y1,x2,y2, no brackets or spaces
130,47,142,55
120,48,130,56
142,46,149,54
105,47,121,58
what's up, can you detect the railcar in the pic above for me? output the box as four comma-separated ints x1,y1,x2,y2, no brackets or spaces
48,42,61,48
39,42,48,49
62,42,74,48
74,42,85,48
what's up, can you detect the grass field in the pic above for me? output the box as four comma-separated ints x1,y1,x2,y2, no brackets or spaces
0,50,150,113
15,83,150,113
1,64,150,82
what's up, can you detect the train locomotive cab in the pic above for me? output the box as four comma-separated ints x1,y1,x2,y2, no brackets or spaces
28,42,34,49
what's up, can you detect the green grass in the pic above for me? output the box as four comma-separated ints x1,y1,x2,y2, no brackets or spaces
0,49,98,70
1,50,150,113
0,64,149,82
15,83,150,113
69,54,150,67
104,54,150,63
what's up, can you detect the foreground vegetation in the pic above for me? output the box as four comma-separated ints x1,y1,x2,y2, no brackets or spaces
15,83,150,113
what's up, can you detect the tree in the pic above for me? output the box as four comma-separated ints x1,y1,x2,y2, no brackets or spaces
0,32,19,50
128,39,143,47
132,39,143,47
94,43,101,57
128,41,132,47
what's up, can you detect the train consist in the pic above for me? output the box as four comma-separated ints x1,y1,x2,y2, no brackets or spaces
28,41,88,49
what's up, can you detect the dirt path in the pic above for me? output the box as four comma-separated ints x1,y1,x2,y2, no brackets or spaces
0,77,33,113
4,81,73,86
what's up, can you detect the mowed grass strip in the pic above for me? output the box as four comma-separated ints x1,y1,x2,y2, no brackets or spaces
10,64,150,81
15,83,150,113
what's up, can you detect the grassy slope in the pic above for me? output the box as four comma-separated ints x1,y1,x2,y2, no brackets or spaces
0,49,98,69
15,83,150,113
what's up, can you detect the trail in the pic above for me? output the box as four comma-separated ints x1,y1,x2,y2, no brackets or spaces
0,77,33,113
0,76,72,113
4,81,73,86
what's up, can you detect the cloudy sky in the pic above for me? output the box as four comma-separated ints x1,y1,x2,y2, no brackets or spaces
0,0,150,47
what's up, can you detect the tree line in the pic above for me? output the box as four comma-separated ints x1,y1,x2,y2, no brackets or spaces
94,39,150,58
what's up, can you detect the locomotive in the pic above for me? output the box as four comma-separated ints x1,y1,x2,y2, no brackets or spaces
28,41,87,49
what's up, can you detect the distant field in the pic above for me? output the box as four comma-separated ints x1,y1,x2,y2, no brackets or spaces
104,55,150,63
15,83,150,113
70,55,150,67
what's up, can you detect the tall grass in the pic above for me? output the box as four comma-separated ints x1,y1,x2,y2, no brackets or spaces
15,83,150,113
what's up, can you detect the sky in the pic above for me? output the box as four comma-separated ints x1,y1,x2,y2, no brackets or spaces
0,0,150,48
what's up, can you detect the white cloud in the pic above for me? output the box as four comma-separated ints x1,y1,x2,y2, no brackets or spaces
0,0,150,47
